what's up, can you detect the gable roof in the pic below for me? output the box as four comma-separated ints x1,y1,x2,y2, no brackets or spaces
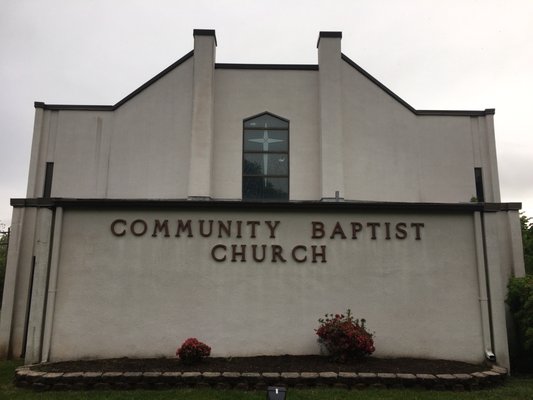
35,50,194,111
34,50,494,116
341,54,494,116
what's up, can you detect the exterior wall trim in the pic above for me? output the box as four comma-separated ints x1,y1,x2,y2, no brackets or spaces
215,64,318,70
9,198,521,213
193,29,217,46
243,111,290,123
316,31,343,48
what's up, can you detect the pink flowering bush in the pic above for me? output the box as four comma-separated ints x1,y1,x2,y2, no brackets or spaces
316,309,375,362
176,338,211,364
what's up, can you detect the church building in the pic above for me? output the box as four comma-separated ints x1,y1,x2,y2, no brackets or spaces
0,30,525,369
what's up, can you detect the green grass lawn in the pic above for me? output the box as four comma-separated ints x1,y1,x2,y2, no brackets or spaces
2,360,533,400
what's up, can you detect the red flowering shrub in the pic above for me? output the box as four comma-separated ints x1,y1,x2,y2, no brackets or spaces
316,309,375,362
176,338,211,364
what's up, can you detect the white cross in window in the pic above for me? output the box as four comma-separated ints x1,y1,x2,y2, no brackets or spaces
248,125,283,176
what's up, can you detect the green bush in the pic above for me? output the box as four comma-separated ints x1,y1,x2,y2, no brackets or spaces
507,276,533,370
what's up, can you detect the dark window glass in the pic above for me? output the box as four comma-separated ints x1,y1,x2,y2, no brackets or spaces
243,153,288,176
243,113,289,201
243,177,289,201
244,114,288,129
43,162,54,198
475,167,485,202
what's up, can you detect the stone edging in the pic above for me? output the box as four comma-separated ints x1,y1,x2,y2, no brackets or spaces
15,365,507,391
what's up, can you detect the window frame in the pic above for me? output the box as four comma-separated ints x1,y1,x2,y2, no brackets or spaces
242,112,290,202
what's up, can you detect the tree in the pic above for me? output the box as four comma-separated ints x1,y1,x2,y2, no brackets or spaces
521,213,533,275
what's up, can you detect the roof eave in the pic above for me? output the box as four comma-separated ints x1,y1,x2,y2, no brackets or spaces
341,53,494,117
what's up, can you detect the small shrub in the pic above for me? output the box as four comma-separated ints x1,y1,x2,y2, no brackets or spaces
316,309,375,362
507,276,533,371
176,338,211,365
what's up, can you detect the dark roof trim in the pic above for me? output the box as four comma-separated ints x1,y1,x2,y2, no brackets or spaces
243,111,289,124
114,50,193,108
341,53,495,117
35,50,194,112
416,109,495,116
216,63,318,71
317,31,342,48
33,48,495,117
193,29,217,46
33,102,114,111
10,198,521,213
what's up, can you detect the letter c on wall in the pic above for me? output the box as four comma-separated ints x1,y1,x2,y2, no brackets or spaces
111,219,127,236
211,244,227,262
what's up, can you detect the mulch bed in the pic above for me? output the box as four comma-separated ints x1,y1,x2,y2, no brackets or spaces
35,355,489,375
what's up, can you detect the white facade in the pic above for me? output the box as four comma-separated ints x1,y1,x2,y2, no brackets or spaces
0,30,525,369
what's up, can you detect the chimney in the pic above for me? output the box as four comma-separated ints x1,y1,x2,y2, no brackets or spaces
317,31,344,201
188,29,217,199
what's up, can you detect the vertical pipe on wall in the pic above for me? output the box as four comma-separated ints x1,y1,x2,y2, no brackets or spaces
482,211,511,369
24,208,54,364
473,211,494,358
41,207,63,362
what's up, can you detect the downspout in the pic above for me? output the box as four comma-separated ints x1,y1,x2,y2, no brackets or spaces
23,207,54,364
38,207,56,363
41,207,63,362
474,211,496,361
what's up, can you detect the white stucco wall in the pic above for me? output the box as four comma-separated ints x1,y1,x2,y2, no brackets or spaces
0,207,38,358
24,47,497,204
52,111,113,197
35,57,194,200
341,61,479,203
46,208,485,363
34,63,493,204
107,57,193,198
213,69,320,200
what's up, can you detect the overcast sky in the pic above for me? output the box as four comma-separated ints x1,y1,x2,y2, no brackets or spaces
1,0,532,227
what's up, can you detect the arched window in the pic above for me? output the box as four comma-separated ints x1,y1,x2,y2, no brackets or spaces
243,112,289,201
